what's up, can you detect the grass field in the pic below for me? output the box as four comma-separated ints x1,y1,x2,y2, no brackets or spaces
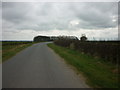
47,43,118,88
2,41,33,63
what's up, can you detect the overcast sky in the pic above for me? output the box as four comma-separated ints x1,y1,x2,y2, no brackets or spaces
2,1,118,40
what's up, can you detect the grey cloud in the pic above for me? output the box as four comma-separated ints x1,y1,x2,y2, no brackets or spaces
2,2,33,24
70,2,118,29
2,2,118,31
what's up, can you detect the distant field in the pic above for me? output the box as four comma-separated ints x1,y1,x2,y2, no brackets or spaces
48,43,119,88
2,41,33,63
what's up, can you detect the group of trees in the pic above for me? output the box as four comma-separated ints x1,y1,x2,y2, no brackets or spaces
33,35,87,42
33,36,58,42
34,36,51,42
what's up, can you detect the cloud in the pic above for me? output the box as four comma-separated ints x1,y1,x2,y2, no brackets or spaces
2,2,118,40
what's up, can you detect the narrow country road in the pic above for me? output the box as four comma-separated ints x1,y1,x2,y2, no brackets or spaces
3,42,89,88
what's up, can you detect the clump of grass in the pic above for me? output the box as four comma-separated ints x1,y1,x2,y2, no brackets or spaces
47,43,118,88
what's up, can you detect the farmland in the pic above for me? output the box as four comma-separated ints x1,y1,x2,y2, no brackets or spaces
2,41,33,62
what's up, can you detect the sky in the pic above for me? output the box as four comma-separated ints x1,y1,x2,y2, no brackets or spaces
1,0,119,41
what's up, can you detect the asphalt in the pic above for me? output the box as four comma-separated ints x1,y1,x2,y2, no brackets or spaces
2,42,89,88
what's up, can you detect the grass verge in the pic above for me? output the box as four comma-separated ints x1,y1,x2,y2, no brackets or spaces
2,43,33,63
47,43,118,88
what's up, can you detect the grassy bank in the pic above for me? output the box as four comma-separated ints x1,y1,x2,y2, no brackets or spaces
47,43,118,88
2,43,33,63
0,42,2,63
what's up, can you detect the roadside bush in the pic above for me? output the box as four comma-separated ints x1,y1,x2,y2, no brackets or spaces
54,38,119,64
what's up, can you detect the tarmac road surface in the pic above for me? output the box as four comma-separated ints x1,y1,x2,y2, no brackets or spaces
2,42,89,88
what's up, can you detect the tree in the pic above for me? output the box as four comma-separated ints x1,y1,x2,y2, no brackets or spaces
80,34,87,41
33,36,51,42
